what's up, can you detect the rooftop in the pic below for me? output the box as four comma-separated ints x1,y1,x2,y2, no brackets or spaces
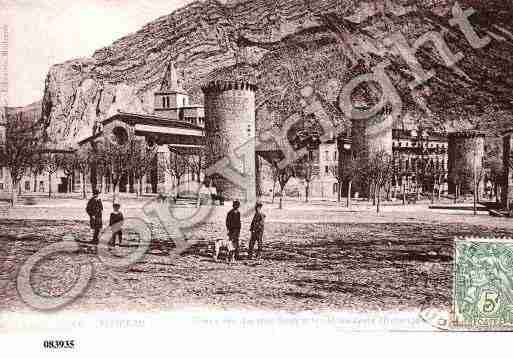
103,112,203,131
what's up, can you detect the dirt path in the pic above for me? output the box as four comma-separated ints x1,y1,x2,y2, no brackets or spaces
2,219,512,313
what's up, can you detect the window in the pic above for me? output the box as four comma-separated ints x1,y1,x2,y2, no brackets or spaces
162,97,166,108
325,166,329,175
39,181,44,192
333,151,337,161
113,127,128,145
0,183,3,190
25,181,30,191
325,151,329,161
333,183,338,194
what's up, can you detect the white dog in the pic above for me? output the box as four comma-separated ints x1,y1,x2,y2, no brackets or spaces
213,238,235,263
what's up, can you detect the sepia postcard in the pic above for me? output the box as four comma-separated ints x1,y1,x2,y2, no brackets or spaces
1,0,513,356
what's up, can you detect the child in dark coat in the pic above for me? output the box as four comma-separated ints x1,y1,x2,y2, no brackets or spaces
248,201,265,259
109,203,124,247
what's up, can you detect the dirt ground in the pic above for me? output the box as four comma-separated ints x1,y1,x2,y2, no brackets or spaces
2,213,513,313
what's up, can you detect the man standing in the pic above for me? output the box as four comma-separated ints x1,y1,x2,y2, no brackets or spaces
248,201,265,259
86,189,103,246
226,200,241,260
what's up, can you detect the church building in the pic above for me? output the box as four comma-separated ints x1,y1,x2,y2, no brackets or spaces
79,62,207,195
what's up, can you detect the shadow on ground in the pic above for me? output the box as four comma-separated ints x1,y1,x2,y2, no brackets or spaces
1,219,512,312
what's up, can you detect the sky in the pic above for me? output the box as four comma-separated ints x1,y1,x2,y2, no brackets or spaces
0,0,195,107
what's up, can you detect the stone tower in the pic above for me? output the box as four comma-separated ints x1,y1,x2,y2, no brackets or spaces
201,67,257,202
447,130,485,195
350,114,393,158
153,62,189,119
350,111,393,197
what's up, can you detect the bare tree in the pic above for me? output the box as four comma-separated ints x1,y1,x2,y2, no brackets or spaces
44,152,65,199
30,150,46,193
162,150,189,189
269,160,280,203
0,113,42,205
187,148,205,184
99,136,132,202
270,159,295,209
296,151,315,203
129,139,158,197
339,150,364,208
425,160,446,204
75,145,94,199
60,151,76,194
411,157,430,201
366,151,393,214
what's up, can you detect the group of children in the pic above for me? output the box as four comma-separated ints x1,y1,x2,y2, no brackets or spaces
85,189,124,248
86,192,266,258
226,199,266,260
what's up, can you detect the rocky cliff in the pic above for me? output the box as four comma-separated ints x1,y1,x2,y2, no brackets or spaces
40,0,513,147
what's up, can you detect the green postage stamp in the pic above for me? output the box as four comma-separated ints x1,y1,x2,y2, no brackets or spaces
453,237,513,330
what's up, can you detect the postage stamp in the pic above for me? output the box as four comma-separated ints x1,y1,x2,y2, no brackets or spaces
453,237,513,330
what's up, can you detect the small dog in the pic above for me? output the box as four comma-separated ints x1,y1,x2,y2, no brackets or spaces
213,238,235,263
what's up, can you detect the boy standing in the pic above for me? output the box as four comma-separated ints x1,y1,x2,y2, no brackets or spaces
248,201,265,259
86,189,103,246
109,203,124,247
226,200,241,260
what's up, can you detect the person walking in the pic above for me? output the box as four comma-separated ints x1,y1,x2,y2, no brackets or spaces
86,189,103,248
248,201,265,259
226,200,241,260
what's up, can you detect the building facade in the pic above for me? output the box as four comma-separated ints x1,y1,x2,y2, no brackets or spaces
79,62,207,197
296,129,450,200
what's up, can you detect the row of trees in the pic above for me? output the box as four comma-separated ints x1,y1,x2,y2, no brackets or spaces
0,113,46,204
0,113,168,205
266,144,489,214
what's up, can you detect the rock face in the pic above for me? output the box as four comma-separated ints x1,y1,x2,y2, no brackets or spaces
41,0,513,147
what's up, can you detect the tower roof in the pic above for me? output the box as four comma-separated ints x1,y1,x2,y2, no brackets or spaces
160,62,183,93
201,64,258,93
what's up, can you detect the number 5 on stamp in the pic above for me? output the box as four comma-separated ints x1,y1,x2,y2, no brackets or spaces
453,237,513,330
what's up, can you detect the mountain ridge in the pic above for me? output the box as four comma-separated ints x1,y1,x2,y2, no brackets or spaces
39,0,513,147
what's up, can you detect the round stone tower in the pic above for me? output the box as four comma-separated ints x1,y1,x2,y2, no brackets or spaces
351,112,393,157
448,130,485,195
350,112,393,198
201,67,257,202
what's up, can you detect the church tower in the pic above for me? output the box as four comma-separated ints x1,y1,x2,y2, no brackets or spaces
153,62,190,120
153,62,204,127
